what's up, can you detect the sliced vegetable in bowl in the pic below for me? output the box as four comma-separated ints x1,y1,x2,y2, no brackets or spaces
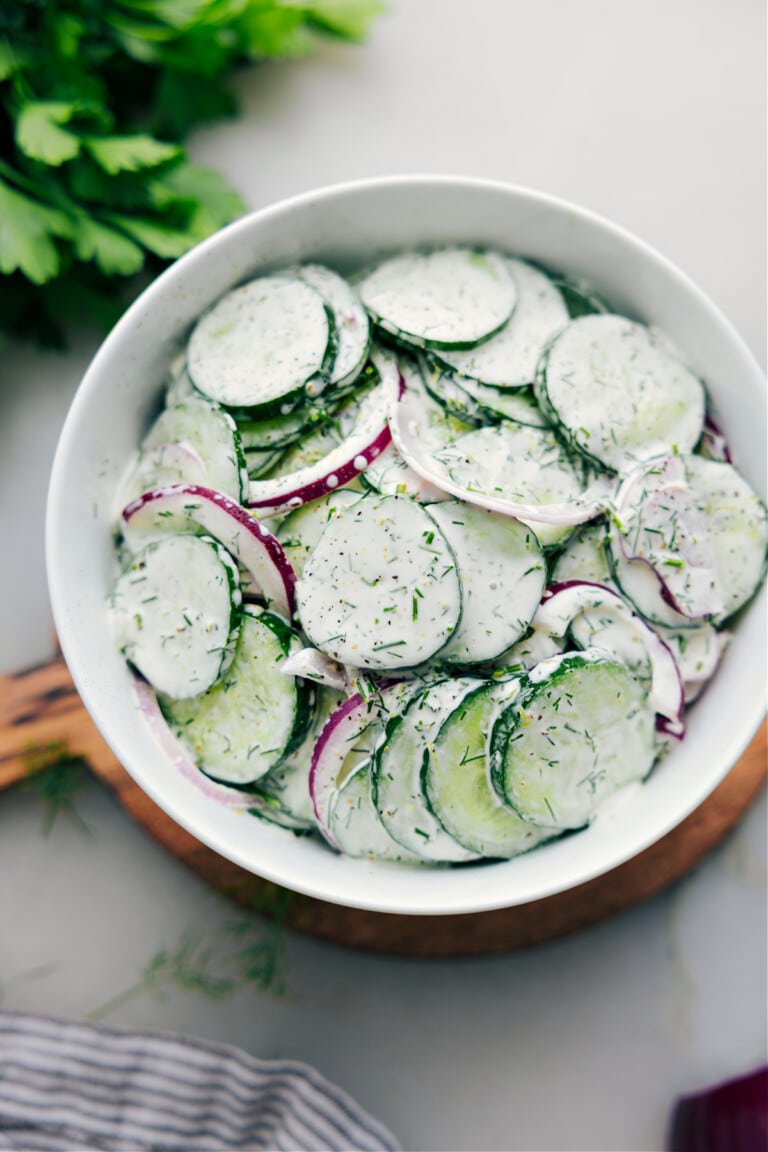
106,244,767,869
47,178,766,914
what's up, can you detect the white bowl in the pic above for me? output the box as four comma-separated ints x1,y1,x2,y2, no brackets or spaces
46,176,766,916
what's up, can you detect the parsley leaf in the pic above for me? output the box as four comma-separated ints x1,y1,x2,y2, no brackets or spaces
305,0,387,41
72,215,146,277
0,178,73,283
16,102,82,166
151,162,246,239
0,0,383,348
84,135,183,176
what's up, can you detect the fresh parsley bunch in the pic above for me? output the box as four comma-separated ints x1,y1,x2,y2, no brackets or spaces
0,0,383,346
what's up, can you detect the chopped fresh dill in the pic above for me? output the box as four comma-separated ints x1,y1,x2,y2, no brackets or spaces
19,742,91,838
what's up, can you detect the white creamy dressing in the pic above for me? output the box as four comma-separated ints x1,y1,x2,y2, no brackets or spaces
111,535,240,699
133,398,246,506
438,258,569,386
501,653,656,829
113,252,767,861
427,500,546,663
296,493,462,670
427,679,556,858
161,606,299,785
277,488,361,577
363,441,450,503
552,523,614,587
375,677,481,862
359,248,517,348
188,276,330,408
296,263,370,386
540,314,705,472
330,761,422,861
535,583,683,722
433,423,584,547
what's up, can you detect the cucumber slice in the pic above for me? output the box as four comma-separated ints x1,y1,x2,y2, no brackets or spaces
244,445,285,479
257,684,345,828
110,535,241,700
160,605,313,785
460,382,550,428
548,275,609,319
296,492,462,670
295,263,371,387
358,247,517,350
265,419,344,476
661,623,727,702
420,358,487,426
425,679,556,858
615,454,767,624
361,442,450,503
313,682,421,859
139,399,247,502
236,408,319,452
188,276,334,414
165,356,199,406
490,651,656,829
538,582,684,729
276,487,362,577
551,521,614,587
119,441,208,510
675,454,767,622
427,501,546,664
330,759,422,862
421,358,551,430
432,423,586,548
372,678,482,861
606,532,695,630
399,355,475,446
234,368,372,452
437,258,569,387
536,314,706,472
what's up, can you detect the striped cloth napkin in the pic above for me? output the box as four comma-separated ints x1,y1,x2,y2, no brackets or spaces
0,1012,400,1152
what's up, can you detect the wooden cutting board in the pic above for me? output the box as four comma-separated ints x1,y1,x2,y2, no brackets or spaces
1,655,765,956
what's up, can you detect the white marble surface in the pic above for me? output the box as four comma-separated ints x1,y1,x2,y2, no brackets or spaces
1,2,765,1149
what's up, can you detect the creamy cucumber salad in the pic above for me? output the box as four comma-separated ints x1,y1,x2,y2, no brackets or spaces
109,249,767,862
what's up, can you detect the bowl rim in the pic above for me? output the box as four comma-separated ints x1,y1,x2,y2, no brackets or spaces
46,174,767,916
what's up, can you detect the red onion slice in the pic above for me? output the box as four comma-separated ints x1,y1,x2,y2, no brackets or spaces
280,646,348,691
614,457,722,619
700,413,733,464
121,483,296,620
309,683,409,848
669,1064,768,1152
246,350,401,516
536,580,685,733
390,374,612,525
309,693,367,848
134,676,259,811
